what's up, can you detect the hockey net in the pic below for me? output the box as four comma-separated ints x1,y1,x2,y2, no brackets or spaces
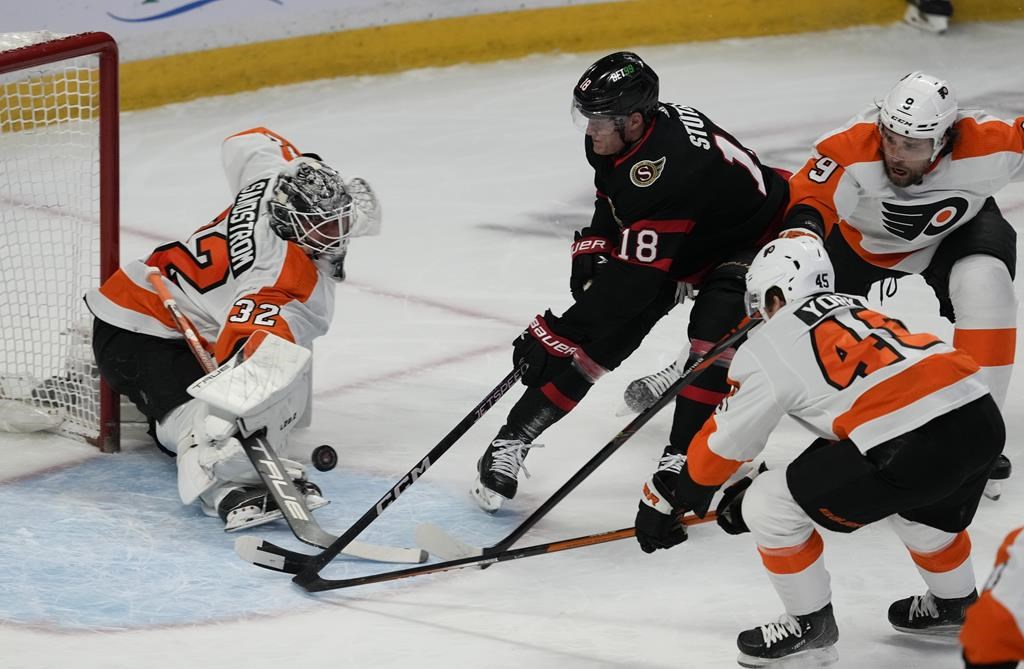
0,32,120,451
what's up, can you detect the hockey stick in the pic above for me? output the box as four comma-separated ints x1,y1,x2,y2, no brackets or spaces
146,268,425,564
235,512,716,588
416,317,757,562
238,361,527,582
268,317,756,591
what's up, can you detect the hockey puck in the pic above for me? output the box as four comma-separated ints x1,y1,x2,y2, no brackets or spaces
312,444,338,472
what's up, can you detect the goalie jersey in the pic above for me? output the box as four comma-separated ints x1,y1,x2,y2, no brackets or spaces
787,108,1024,273
85,128,335,362
686,292,988,487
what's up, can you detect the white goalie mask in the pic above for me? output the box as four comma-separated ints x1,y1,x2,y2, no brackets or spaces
269,157,353,262
877,71,958,162
745,237,834,319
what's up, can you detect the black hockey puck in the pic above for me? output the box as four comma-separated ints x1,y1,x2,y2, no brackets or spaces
312,444,338,472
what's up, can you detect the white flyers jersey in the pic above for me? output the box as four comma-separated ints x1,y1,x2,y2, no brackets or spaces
788,107,1024,273
85,127,336,362
685,292,988,487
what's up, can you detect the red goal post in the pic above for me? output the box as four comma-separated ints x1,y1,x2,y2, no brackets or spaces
0,32,120,451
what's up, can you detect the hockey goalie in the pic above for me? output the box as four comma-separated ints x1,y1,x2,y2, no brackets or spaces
84,127,381,529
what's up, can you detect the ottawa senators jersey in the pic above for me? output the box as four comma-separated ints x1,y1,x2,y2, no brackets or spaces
788,107,1024,272
961,526,1024,666
685,292,988,487
85,127,336,362
559,104,787,341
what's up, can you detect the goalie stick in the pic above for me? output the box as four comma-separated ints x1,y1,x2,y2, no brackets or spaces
237,361,527,584
234,512,716,588
415,317,757,565
146,268,425,564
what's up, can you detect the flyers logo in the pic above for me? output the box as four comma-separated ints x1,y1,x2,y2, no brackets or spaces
629,157,666,188
879,196,969,241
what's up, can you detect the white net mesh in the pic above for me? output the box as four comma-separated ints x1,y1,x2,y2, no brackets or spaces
0,32,107,444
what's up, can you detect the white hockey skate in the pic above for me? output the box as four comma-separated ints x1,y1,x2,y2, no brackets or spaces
618,361,681,415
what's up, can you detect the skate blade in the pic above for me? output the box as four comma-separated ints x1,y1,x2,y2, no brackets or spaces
984,480,1002,501
737,645,838,667
889,623,962,639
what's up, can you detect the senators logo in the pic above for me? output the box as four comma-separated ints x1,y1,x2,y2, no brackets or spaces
629,157,667,188
879,196,969,241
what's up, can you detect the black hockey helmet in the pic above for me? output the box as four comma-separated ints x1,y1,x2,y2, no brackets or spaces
573,51,659,119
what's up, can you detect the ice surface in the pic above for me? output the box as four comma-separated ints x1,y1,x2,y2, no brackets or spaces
2,19,1024,669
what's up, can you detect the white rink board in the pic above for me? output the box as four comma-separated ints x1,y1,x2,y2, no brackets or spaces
7,0,609,61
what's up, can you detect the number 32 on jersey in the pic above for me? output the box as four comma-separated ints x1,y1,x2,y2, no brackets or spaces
228,298,280,327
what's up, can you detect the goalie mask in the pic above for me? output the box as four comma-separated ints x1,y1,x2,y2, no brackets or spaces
268,158,353,276
745,237,834,319
877,71,957,162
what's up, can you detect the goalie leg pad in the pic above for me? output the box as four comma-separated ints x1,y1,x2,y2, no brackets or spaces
176,433,308,505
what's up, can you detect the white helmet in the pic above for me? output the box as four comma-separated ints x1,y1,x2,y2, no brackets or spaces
878,71,957,161
745,237,834,319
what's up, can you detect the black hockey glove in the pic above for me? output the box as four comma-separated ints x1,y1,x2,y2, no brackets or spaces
715,461,768,535
716,477,752,535
512,310,580,387
635,451,717,553
636,476,686,553
780,204,825,241
569,231,611,301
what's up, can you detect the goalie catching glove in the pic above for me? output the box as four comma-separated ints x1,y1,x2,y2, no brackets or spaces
635,447,717,553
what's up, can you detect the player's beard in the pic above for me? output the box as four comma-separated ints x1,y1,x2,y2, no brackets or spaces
884,158,927,187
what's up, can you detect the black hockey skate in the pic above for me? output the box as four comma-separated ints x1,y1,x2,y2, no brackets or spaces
985,453,1012,500
218,480,327,532
991,454,1012,480
470,437,541,513
736,603,839,667
904,0,953,33
888,590,977,637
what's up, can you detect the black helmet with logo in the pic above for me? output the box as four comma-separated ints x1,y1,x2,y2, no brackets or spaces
573,51,659,119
